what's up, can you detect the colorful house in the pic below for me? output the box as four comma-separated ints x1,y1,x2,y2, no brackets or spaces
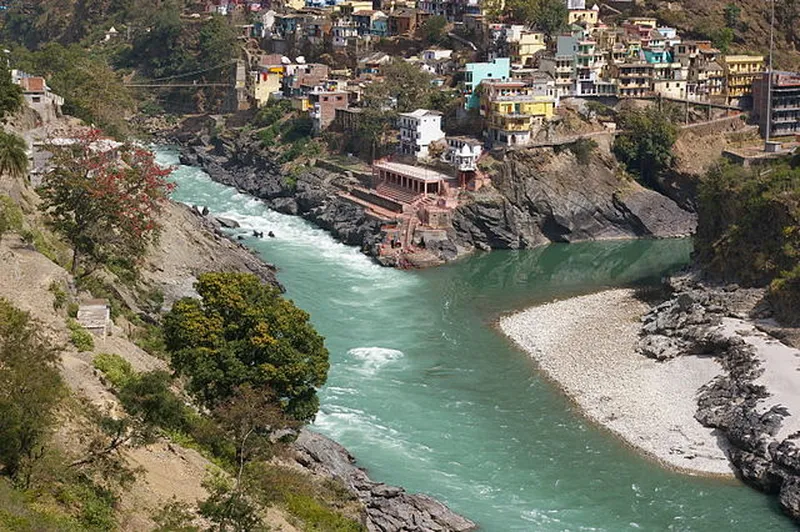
463,57,511,110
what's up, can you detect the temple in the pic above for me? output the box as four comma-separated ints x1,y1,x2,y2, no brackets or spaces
372,160,447,198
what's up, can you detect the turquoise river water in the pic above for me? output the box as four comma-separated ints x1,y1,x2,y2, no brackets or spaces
159,147,793,531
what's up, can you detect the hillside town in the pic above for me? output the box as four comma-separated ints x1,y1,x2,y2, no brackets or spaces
17,0,800,265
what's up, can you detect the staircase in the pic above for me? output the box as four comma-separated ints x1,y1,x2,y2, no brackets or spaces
376,182,420,205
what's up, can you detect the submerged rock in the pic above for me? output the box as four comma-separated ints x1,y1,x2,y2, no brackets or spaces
293,430,476,532
215,217,240,229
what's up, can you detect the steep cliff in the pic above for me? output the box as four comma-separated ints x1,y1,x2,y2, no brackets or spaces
452,144,697,251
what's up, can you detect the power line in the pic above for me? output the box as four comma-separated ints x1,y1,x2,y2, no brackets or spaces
139,60,236,83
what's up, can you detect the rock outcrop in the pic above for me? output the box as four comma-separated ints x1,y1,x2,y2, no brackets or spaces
174,128,696,268
452,146,697,251
293,430,476,532
178,138,385,256
638,274,800,522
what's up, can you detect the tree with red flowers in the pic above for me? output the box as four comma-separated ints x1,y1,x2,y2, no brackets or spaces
38,131,174,276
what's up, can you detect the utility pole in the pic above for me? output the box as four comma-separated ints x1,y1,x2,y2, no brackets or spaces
765,0,776,149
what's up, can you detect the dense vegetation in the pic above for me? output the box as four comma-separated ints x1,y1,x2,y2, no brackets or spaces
613,107,678,189
165,272,330,422
695,157,800,324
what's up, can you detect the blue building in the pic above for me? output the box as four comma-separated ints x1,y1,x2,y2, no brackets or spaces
463,58,511,110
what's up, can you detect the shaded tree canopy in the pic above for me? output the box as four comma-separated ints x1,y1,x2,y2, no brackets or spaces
0,298,65,487
164,272,330,422
612,106,677,188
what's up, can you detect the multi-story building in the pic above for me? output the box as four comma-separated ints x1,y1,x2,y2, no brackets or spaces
616,62,654,98
397,109,445,159
753,71,800,138
13,71,64,123
309,89,349,133
723,55,765,104
509,30,546,67
463,57,511,110
480,78,556,147
568,4,600,27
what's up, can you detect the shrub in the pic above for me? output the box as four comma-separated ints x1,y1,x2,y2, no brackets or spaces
0,299,64,487
67,319,95,352
93,353,135,388
285,493,365,532
568,138,597,166
118,370,187,431
49,280,68,310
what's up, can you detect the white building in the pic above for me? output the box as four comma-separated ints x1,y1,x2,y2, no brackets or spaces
422,48,453,61
566,0,585,9
443,137,482,172
397,109,445,160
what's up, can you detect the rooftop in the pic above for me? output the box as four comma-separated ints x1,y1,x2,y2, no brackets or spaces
374,161,449,182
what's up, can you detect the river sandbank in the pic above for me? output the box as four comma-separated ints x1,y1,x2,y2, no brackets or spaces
499,289,735,476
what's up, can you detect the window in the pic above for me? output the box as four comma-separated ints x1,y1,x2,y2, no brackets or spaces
323,96,329,102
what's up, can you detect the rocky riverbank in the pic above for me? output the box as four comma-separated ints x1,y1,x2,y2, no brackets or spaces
169,121,696,268
639,274,800,521
499,289,733,475
293,430,476,532
501,273,800,522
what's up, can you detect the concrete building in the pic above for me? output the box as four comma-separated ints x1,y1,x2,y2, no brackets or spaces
397,109,445,159
480,79,556,147
309,90,349,134
509,31,546,67
568,4,600,27
463,58,511,110
724,55,765,104
14,71,64,122
753,71,800,138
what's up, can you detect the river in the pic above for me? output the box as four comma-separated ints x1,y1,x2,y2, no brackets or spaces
159,147,792,531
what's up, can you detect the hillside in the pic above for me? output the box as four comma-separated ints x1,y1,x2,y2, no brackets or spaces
630,0,800,70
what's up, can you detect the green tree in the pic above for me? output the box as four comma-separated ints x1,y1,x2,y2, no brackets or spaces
0,131,28,181
363,59,436,113
38,131,174,276
534,0,568,37
0,298,65,487
12,44,135,136
421,15,447,44
0,66,23,121
724,3,741,28
164,272,330,422
712,27,735,54
505,0,566,37
199,471,267,532
613,107,677,188
198,16,237,78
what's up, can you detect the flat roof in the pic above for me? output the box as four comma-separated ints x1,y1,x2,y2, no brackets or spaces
374,161,448,182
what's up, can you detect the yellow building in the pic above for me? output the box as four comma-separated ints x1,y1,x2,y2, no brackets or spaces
253,67,284,106
480,80,556,146
286,0,305,9
723,55,765,101
335,0,373,12
627,17,657,29
568,6,599,27
292,96,311,112
509,31,546,67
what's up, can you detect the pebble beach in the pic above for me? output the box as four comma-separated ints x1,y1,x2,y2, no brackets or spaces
499,289,735,476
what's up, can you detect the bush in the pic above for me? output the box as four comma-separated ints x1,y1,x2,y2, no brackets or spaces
285,493,365,532
93,353,135,388
49,281,68,311
0,299,64,486
67,319,95,352
568,138,597,166
118,370,188,431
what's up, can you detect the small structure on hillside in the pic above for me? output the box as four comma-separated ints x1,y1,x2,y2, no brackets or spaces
77,299,110,339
